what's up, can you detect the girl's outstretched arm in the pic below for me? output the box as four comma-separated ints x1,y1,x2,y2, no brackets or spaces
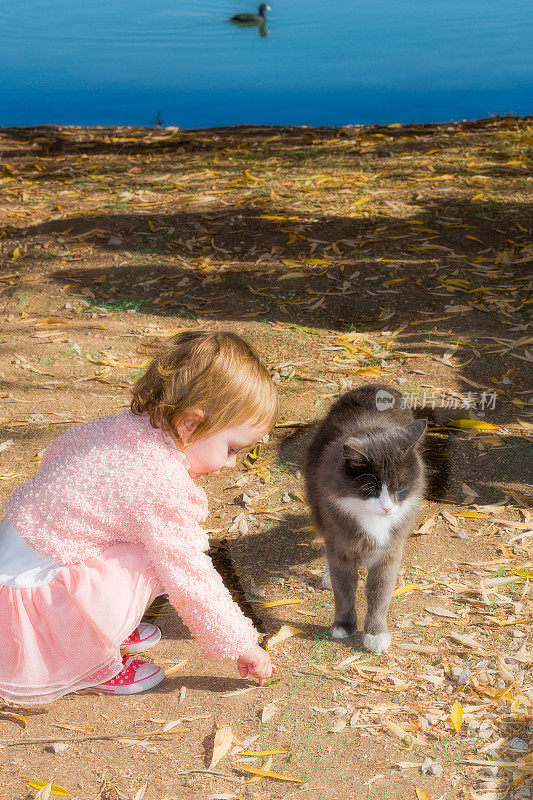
134,470,260,661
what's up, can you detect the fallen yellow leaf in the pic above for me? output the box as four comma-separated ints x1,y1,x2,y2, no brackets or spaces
262,599,306,609
26,782,69,797
249,754,273,784
32,318,69,327
261,701,279,723
265,625,303,651
0,711,26,728
452,511,488,518
53,723,93,733
412,516,436,536
381,717,413,745
233,766,304,783
448,631,484,650
451,701,463,733
244,170,265,182
277,271,306,281
329,718,347,733
209,724,234,768
392,583,422,597
509,569,533,579
164,659,188,676
447,420,499,430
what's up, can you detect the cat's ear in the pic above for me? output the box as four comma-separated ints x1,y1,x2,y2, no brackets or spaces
343,438,368,462
398,419,427,449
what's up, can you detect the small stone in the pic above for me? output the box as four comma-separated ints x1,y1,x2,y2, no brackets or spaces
278,365,295,378
421,757,443,777
478,721,494,739
107,237,122,247
44,742,69,753
451,667,471,685
482,766,499,777
482,779,500,790
452,529,469,540
508,736,528,751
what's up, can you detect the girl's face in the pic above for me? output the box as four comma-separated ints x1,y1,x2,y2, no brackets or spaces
181,422,267,478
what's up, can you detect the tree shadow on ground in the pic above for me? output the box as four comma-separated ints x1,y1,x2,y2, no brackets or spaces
7,199,528,366
3,194,530,514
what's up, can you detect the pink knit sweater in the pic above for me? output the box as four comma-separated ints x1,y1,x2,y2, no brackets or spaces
3,410,260,661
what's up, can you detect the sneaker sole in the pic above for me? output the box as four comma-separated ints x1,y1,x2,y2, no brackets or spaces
95,666,165,696
120,626,162,654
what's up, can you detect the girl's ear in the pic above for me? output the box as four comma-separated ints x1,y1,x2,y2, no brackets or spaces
174,409,204,444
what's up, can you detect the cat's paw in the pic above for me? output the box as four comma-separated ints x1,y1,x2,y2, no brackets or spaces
331,623,356,639
363,632,391,654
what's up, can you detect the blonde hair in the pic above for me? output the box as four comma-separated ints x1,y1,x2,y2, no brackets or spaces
130,329,278,444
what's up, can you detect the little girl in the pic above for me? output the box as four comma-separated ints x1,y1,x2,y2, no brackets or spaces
0,330,277,703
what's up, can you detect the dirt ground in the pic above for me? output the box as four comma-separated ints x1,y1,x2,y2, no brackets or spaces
0,117,532,800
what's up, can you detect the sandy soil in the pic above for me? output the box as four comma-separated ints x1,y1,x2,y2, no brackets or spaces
0,117,532,800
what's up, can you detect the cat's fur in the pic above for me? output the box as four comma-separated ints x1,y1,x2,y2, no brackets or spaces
303,383,427,653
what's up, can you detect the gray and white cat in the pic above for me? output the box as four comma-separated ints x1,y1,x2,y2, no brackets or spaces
304,383,427,654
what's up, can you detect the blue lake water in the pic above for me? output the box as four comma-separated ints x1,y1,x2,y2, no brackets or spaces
1,0,532,128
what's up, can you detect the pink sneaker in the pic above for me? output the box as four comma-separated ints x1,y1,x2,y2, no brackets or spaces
94,655,165,695
120,623,161,654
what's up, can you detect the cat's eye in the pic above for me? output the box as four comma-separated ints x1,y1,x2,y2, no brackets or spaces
396,487,409,501
354,474,378,498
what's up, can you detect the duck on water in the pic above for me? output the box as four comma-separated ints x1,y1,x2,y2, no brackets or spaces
231,4,271,24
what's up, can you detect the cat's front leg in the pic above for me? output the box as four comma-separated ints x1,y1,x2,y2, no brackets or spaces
363,550,403,654
327,551,358,639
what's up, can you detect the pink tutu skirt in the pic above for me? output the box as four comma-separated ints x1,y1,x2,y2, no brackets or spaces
0,519,165,705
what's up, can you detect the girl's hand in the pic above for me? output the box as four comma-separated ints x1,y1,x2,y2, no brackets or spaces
237,645,272,686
